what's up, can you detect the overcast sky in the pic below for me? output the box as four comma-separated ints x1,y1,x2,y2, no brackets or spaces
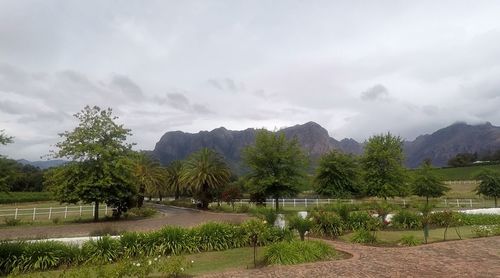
1,0,500,160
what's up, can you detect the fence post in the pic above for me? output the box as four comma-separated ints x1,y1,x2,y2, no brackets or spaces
272,199,275,208
328,198,330,204
456,199,459,207
64,206,68,219
33,207,36,221
240,199,243,206
15,208,18,220
444,199,447,207
282,198,285,208
48,207,52,220
79,205,82,217
316,198,319,207
294,199,296,207
403,199,406,207
93,203,96,217
470,199,473,208
305,198,307,208
105,204,108,216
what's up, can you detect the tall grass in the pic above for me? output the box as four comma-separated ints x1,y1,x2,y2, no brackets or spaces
264,240,335,265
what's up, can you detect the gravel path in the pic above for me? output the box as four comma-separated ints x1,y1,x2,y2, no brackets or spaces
201,236,500,277
0,204,250,240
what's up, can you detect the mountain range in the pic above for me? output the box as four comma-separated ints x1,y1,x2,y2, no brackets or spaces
151,121,500,171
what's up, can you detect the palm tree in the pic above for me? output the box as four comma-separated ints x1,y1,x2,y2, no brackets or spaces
133,154,167,207
181,148,231,209
166,160,183,200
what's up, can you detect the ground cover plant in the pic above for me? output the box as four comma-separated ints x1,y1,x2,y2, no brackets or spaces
264,240,336,265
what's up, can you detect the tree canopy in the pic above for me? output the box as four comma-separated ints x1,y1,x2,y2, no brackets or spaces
166,160,184,200
132,153,167,207
475,169,500,207
181,148,231,209
412,161,449,204
0,130,13,146
313,150,361,198
242,130,308,211
47,106,136,220
361,132,408,199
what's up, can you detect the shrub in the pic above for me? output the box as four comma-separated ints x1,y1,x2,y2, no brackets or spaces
322,203,357,222
310,211,343,238
399,235,420,246
350,229,377,244
0,241,26,275
52,217,61,224
347,211,378,231
391,210,422,230
429,210,459,228
157,256,193,277
288,215,313,241
264,240,335,265
236,204,250,213
155,226,198,255
16,241,79,272
457,213,500,226
193,222,246,251
254,208,278,226
126,207,156,218
88,226,121,236
0,192,53,204
82,236,122,263
472,225,500,237
4,217,21,226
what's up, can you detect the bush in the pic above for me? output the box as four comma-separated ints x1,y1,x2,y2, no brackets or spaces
264,240,335,265
155,226,198,255
52,217,61,224
288,215,313,241
471,225,500,237
350,229,377,244
4,217,21,226
236,204,250,213
457,213,500,226
347,211,379,231
310,211,343,238
82,236,122,263
321,203,357,222
193,222,246,251
254,208,278,226
0,192,53,204
399,235,420,246
391,210,422,230
0,241,26,275
125,207,156,218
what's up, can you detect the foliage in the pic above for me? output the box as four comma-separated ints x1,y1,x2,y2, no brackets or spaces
0,129,13,145
371,201,395,227
447,152,477,167
314,151,361,198
82,236,122,263
310,210,344,238
156,255,193,277
0,191,52,204
412,162,449,204
124,207,157,218
347,211,379,231
181,148,231,209
475,169,500,207
361,133,408,199
254,207,278,226
236,204,250,213
471,225,500,237
4,217,22,226
288,215,313,241
349,229,377,244
165,160,184,200
264,240,335,265
456,213,500,226
132,153,167,207
0,158,44,193
47,106,137,220
221,183,243,211
399,235,420,246
418,203,434,243
193,222,248,251
391,210,422,230
243,130,308,211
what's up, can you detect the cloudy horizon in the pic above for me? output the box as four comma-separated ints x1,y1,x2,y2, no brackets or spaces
1,1,500,160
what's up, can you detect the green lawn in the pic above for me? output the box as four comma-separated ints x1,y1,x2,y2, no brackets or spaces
341,226,476,245
430,164,500,180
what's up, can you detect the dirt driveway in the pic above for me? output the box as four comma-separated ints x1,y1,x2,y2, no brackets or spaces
0,204,250,240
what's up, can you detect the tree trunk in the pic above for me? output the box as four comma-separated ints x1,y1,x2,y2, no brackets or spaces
137,185,145,208
495,197,498,208
299,233,305,241
175,184,180,200
426,196,429,205
275,196,279,212
94,202,99,222
159,192,163,202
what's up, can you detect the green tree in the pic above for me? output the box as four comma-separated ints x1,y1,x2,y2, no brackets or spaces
361,133,408,199
475,169,500,207
447,152,477,167
47,106,136,221
0,130,13,146
314,150,361,198
166,160,183,200
132,153,167,207
243,130,308,211
181,148,231,209
412,162,449,204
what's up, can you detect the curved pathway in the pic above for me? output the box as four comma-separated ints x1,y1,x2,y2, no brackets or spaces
201,236,500,277
0,204,249,240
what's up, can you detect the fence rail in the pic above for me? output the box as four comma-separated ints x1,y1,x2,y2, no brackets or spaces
0,204,109,220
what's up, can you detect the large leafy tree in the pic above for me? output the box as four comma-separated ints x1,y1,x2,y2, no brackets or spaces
314,150,361,198
475,169,500,207
0,130,13,191
47,106,136,221
132,153,167,207
181,148,231,209
243,130,308,211
166,160,183,200
412,161,449,204
361,132,408,199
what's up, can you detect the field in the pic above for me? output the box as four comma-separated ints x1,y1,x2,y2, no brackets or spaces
0,192,53,204
430,164,500,180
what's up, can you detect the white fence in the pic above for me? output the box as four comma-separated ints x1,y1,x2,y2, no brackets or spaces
0,204,109,220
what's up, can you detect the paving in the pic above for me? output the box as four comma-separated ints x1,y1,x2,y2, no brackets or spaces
0,204,249,240
201,236,500,278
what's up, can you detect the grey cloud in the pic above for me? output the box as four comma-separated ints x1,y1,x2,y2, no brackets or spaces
111,75,143,98
361,84,390,101
206,78,244,93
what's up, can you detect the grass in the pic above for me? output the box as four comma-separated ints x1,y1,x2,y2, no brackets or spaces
430,164,500,180
340,226,476,245
0,192,53,204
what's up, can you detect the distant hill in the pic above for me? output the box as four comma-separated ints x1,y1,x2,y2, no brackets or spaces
17,159,68,169
151,121,500,171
